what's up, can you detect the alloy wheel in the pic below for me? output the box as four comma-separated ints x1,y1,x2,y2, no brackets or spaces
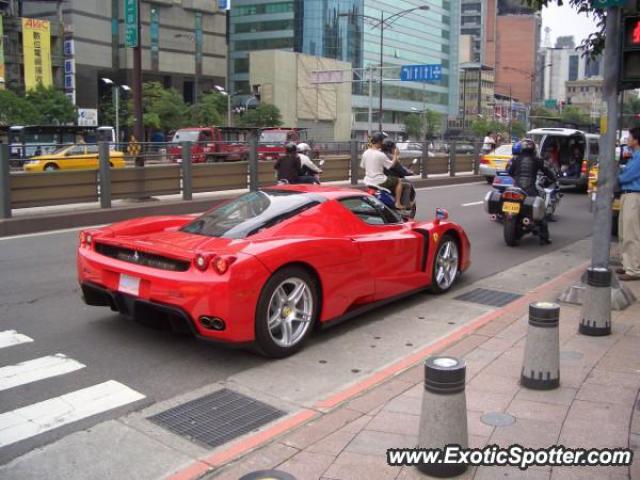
435,239,459,291
267,278,314,348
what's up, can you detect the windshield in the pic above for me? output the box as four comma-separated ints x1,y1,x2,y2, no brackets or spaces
260,131,288,144
172,130,200,143
181,190,323,239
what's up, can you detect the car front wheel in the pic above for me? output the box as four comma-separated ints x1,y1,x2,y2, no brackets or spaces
255,266,319,358
430,235,460,294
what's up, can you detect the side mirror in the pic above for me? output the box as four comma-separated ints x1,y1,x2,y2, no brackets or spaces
434,208,449,225
412,158,419,165
319,159,325,166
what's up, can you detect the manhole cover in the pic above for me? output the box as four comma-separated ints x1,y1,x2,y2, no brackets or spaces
454,288,522,307
149,388,285,448
560,351,584,361
481,412,516,427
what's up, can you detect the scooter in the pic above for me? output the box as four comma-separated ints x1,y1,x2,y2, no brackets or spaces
276,159,325,185
365,159,417,219
537,173,562,220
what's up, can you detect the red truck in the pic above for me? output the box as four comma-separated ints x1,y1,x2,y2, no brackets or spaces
257,127,309,160
168,127,249,163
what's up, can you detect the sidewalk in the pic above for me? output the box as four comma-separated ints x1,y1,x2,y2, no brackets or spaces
199,280,640,480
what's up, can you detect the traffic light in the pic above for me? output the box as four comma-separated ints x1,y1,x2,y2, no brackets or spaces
620,15,640,90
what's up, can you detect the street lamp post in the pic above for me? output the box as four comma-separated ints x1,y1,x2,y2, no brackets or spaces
101,78,131,148
214,85,243,126
339,6,429,133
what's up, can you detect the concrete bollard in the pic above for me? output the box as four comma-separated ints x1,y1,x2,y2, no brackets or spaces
416,356,468,478
521,302,560,390
239,470,296,480
579,267,612,336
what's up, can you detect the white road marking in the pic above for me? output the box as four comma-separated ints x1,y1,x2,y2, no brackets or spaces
0,380,145,448
415,181,484,192
0,330,34,350
461,201,484,207
0,354,85,392
0,224,107,242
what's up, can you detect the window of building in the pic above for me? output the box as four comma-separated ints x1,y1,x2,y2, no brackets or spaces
462,16,481,25
235,2,294,16
234,58,249,74
568,55,579,81
235,37,294,51
235,19,294,34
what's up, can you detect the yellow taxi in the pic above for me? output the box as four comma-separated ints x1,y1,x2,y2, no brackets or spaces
23,144,126,172
479,144,512,183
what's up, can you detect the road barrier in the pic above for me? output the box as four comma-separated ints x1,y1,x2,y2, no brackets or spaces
0,139,484,219
579,268,612,336
417,356,468,477
521,302,560,390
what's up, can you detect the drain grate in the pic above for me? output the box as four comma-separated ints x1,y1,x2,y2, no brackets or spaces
149,388,285,448
454,288,522,307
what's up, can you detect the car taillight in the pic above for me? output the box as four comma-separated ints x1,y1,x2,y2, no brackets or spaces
581,160,587,175
212,256,236,275
503,191,524,201
480,156,489,165
79,231,93,247
366,187,376,195
194,253,210,271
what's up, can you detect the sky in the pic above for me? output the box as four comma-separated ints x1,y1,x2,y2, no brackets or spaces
541,3,599,47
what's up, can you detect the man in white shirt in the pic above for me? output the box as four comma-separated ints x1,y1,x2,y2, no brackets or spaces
483,131,496,153
361,132,403,209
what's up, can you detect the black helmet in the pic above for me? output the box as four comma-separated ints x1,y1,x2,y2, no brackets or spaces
381,138,396,155
370,131,387,145
285,142,297,154
520,138,536,154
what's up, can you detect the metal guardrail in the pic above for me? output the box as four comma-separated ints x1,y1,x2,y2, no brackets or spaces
0,139,485,219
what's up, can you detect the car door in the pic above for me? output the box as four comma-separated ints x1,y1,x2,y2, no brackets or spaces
338,196,426,300
62,145,88,169
84,144,100,169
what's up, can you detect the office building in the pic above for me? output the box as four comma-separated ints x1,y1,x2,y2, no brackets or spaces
566,77,604,118
542,46,602,104
20,0,227,108
231,0,460,139
459,62,495,120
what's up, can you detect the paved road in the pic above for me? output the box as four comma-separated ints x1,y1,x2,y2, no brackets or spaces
0,181,593,464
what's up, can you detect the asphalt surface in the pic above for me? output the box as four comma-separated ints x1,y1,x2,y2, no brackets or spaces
0,181,593,464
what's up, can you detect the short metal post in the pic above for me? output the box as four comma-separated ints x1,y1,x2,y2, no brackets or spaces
350,140,358,185
473,141,481,175
421,141,428,179
417,356,468,477
98,141,112,209
521,302,560,390
0,144,11,218
449,141,457,177
248,131,259,192
580,268,612,336
181,141,192,201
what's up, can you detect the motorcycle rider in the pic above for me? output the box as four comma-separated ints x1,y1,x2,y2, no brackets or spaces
297,143,322,180
274,142,302,184
507,138,557,245
361,132,403,209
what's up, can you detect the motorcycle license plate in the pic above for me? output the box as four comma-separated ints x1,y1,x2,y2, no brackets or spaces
502,202,521,214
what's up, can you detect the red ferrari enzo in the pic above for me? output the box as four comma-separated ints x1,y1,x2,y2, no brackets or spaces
78,185,470,357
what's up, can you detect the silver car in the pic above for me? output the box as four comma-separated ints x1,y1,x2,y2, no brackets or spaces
396,142,434,160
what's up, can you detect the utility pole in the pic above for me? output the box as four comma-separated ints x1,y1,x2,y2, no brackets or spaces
378,10,384,132
132,0,143,150
580,6,623,327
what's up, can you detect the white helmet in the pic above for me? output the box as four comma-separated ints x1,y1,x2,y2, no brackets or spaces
297,142,311,153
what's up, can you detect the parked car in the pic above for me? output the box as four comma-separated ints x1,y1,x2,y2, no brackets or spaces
396,142,434,160
78,185,470,357
23,144,125,172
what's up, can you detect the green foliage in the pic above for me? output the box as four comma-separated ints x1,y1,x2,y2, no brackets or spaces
236,103,283,127
559,105,591,126
0,89,40,125
192,91,227,126
469,117,505,138
24,85,76,124
404,113,422,140
404,110,444,140
512,121,527,139
129,82,190,131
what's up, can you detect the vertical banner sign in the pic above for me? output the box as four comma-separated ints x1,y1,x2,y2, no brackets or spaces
150,6,159,70
195,12,203,64
124,0,139,48
0,17,5,89
22,18,53,90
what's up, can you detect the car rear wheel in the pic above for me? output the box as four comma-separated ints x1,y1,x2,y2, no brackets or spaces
255,267,319,358
485,176,494,184
430,234,460,294
44,163,59,171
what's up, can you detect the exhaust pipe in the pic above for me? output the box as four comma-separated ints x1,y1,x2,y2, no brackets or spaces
522,217,531,226
490,214,498,221
200,316,226,331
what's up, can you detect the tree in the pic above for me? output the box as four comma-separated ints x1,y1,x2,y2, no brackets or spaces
0,89,40,125
469,117,504,138
236,103,283,127
404,113,422,140
131,82,190,133
404,110,443,140
24,84,76,124
560,105,591,126
192,91,226,126
511,120,527,139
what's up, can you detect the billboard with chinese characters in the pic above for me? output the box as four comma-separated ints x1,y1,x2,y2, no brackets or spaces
22,18,53,90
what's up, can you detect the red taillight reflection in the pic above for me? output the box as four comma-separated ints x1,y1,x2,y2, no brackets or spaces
503,191,524,201
581,160,588,174
212,256,236,275
480,156,489,165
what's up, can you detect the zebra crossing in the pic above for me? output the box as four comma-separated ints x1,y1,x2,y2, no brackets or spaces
0,329,145,450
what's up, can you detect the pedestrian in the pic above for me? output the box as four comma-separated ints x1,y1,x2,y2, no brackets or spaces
482,131,496,153
617,127,640,281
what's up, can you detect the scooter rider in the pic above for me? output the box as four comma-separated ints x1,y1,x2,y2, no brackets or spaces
275,142,302,184
297,143,322,178
361,132,403,209
507,138,557,245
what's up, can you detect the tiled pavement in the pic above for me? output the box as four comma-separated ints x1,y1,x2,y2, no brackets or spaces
205,280,640,480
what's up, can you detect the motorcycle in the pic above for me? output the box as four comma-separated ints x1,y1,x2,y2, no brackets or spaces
484,182,547,247
365,159,417,219
537,173,562,221
276,159,325,185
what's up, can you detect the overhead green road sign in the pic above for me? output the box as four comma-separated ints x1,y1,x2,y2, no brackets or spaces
125,0,139,48
591,0,626,8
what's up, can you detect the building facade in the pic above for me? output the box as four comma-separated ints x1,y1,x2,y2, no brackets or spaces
565,77,603,119
230,0,460,139
542,47,602,104
20,0,227,109
459,62,494,120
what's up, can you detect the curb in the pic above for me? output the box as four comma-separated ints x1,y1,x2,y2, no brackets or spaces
166,260,589,480
0,176,482,237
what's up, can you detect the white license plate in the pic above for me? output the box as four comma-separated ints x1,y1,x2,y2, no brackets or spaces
118,274,140,296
